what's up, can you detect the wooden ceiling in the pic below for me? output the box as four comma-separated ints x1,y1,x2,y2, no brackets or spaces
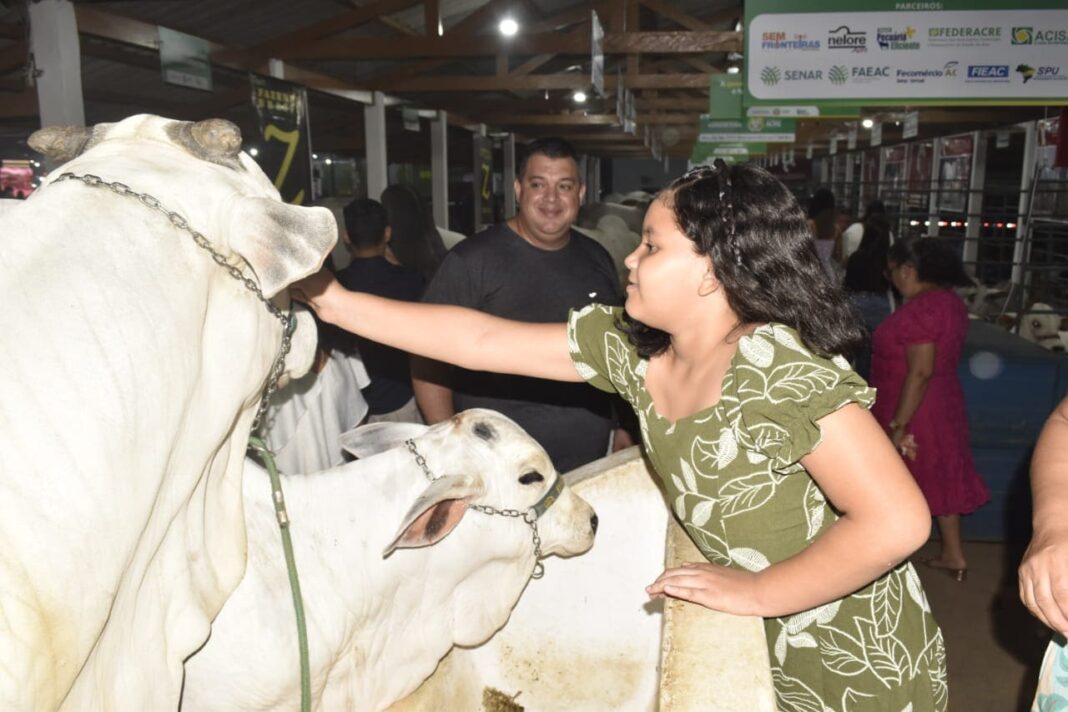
0,0,1052,161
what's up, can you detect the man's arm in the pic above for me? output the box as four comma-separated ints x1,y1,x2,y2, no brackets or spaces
411,357,455,424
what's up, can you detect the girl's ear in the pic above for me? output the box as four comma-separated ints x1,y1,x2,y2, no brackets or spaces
697,267,719,297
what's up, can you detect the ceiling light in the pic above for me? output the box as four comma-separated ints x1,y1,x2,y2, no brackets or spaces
312,153,319,159
248,147,259,157
573,90,587,103
498,17,518,36
325,158,333,165
726,66,740,74
862,118,874,129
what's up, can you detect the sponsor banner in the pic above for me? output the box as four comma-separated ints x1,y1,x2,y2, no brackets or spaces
699,116,796,143
745,1,1068,105
250,73,312,205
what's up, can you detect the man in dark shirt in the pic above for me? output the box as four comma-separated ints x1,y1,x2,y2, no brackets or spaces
412,137,626,472
335,198,424,423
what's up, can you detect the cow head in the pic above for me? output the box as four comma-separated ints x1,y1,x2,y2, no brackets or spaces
340,409,597,645
1018,303,1067,352
30,115,336,301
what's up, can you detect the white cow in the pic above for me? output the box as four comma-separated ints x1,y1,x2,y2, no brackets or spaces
1017,303,1068,353
578,201,645,235
183,410,597,712
0,114,336,711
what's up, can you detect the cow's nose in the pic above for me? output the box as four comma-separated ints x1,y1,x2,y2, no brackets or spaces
590,513,599,534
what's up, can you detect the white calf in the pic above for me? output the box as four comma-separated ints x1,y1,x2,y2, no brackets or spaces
183,409,597,712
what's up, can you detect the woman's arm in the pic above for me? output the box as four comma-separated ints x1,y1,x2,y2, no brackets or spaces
292,269,582,383
1020,397,1068,633
889,342,935,452
647,403,930,617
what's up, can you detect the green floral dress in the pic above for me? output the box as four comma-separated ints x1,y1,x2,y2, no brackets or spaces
568,305,947,712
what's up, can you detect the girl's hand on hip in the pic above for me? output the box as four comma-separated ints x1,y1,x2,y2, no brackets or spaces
646,562,764,617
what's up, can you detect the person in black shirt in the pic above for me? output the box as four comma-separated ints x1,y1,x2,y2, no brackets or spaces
411,137,627,472
335,198,425,423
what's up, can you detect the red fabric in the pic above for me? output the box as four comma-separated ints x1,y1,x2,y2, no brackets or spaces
870,289,990,517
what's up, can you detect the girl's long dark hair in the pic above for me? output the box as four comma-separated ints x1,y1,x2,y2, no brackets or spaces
380,184,448,281
619,161,865,359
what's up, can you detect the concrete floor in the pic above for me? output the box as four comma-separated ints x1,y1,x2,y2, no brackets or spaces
916,539,1052,712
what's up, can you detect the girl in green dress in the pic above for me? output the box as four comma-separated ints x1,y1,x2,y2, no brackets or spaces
294,160,947,711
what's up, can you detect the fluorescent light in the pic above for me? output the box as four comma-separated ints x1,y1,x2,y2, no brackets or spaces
573,90,587,103
726,66,740,74
325,158,333,165
861,118,874,129
498,17,518,36
248,147,259,157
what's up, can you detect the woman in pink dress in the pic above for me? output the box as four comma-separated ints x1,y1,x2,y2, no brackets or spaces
871,237,990,581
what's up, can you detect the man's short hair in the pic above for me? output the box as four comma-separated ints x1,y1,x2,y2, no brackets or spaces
343,198,389,250
517,136,580,180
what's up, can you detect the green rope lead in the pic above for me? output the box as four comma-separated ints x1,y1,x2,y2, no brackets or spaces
248,436,311,712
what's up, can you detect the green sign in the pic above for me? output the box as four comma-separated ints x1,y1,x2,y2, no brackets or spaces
709,75,744,118
744,0,1068,107
700,116,796,143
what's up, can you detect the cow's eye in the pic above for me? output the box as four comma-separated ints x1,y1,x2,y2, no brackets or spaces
1033,320,1041,328
519,471,544,485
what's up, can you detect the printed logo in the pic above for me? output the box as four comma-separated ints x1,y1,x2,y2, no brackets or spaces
895,64,953,84
850,65,891,83
828,65,850,85
760,66,782,86
828,25,867,52
1010,27,1068,45
928,26,1001,47
943,60,959,77
1017,64,1066,82
760,66,823,85
760,31,821,50
876,26,920,50
966,64,1010,82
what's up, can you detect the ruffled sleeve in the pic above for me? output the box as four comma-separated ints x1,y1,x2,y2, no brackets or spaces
724,324,875,472
567,304,629,395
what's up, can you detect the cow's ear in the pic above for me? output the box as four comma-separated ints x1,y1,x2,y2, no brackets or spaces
383,474,484,556
280,304,318,382
339,422,430,459
230,198,338,298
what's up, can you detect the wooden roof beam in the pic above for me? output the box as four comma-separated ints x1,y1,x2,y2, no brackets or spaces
380,72,709,91
278,30,741,59
212,0,425,64
486,113,619,126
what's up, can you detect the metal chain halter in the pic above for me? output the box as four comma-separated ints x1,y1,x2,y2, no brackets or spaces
404,438,555,580
49,172,295,433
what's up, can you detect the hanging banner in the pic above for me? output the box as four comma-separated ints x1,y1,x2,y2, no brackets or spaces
903,110,920,139
250,74,312,205
591,11,606,98
847,122,858,149
473,135,494,230
744,1,1068,107
699,116,796,143
870,121,883,146
906,140,933,209
881,144,907,197
1035,116,1066,214
830,135,839,154
937,133,974,212
159,27,213,92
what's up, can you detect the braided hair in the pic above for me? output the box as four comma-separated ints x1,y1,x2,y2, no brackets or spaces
619,159,865,359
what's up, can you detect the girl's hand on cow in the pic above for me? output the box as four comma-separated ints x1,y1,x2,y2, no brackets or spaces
645,562,764,617
1019,524,1068,636
291,268,343,323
